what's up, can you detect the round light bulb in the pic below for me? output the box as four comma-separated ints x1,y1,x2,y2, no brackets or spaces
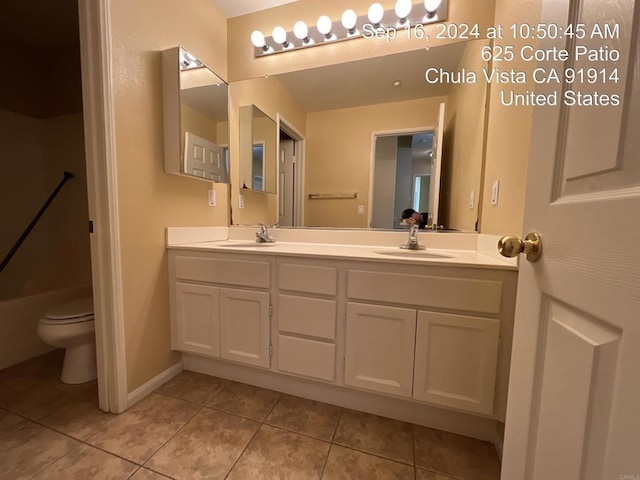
424,0,441,15
250,30,266,48
293,21,308,40
395,0,412,19
341,9,358,31
272,26,288,45
368,3,385,25
317,15,333,35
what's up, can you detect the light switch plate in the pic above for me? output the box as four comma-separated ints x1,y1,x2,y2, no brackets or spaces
238,194,245,209
491,180,500,206
469,190,475,209
357,205,364,215
208,189,216,207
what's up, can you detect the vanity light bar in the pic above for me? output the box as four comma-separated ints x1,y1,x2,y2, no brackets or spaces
250,0,448,57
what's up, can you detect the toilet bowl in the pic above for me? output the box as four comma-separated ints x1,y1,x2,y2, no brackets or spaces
37,297,96,384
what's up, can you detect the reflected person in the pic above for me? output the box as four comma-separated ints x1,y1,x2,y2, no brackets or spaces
401,208,428,229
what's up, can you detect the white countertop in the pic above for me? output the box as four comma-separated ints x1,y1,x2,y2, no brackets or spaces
167,239,518,271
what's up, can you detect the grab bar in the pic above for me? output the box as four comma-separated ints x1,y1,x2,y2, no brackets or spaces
0,171,75,275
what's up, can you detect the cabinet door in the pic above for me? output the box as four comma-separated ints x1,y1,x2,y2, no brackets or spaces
174,282,220,357
220,288,271,368
414,311,500,415
344,302,416,397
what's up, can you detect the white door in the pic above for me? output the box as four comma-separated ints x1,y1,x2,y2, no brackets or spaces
344,302,416,397
279,139,295,227
427,102,445,227
219,288,271,368
184,131,226,182
502,1,640,478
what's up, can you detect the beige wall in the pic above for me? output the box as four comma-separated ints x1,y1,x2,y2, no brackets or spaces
480,0,541,235
108,0,227,392
227,0,496,81
181,103,219,143
441,40,489,232
229,76,306,226
305,97,446,228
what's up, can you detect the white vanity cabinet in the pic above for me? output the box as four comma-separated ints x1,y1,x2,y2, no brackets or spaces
169,251,272,368
276,260,338,382
168,245,517,422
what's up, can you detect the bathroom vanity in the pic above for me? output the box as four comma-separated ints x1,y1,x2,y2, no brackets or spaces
167,229,517,442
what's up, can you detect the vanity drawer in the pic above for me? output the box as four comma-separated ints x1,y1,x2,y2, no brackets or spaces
175,255,270,288
277,335,335,382
278,295,336,340
347,270,503,315
278,263,337,295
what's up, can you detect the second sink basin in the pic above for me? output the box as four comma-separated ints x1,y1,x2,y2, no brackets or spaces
375,250,452,259
220,242,278,248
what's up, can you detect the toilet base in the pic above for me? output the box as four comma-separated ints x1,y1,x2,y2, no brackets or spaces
61,342,97,384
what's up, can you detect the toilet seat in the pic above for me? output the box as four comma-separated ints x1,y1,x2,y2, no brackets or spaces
40,297,94,325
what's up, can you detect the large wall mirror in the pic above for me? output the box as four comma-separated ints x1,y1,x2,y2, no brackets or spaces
229,39,489,231
162,46,229,182
239,105,277,193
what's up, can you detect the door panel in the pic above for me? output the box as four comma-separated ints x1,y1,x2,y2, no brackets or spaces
414,311,500,415
502,0,640,478
344,302,416,397
174,283,220,357
184,131,226,182
219,288,270,368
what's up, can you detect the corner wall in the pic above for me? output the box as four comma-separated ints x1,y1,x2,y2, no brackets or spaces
480,0,541,236
108,0,228,392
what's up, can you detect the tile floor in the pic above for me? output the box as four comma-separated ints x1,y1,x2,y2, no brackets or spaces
0,351,501,479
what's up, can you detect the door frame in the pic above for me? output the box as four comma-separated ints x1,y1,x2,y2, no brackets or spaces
276,114,305,227
368,126,434,229
78,0,128,413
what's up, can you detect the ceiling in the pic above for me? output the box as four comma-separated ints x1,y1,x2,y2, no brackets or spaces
275,42,467,112
209,0,300,18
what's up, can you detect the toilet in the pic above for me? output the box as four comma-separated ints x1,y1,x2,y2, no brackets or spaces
37,297,97,384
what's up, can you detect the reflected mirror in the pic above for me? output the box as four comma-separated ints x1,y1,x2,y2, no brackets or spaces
230,39,489,231
239,105,277,193
162,46,229,182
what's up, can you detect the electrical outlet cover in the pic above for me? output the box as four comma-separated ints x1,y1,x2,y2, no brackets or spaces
491,180,500,205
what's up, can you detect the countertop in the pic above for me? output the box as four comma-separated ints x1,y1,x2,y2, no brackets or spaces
167,240,518,271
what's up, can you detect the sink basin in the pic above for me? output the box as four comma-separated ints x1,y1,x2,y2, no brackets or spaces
220,242,277,248
374,250,452,259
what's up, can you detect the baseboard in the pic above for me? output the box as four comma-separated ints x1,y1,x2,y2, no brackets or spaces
183,354,499,443
127,360,183,408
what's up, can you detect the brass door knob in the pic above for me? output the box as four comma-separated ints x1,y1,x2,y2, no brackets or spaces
497,232,542,262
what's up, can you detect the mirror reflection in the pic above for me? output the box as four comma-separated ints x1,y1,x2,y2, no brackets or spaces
162,46,229,182
230,39,489,231
239,105,277,193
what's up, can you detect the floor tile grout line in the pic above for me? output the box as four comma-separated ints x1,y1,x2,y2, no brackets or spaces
330,407,345,444
25,439,85,480
319,442,335,479
140,402,205,475
329,442,417,469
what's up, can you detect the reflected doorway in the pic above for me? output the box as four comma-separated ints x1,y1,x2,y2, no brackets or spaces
277,117,305,227
370,131,434,229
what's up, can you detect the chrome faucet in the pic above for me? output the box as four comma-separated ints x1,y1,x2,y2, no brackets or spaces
400,225,426,250
255,223,275,243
